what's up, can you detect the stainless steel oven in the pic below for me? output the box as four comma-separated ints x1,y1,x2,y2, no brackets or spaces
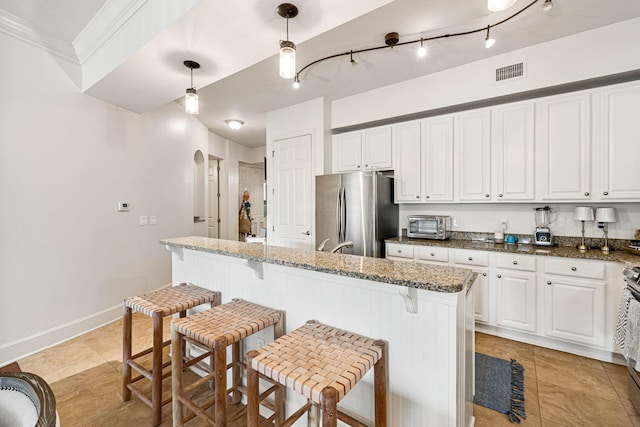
624,267,640,414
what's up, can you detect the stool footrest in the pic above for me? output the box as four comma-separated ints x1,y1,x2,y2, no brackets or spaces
280,401,313,427
338,411,368,427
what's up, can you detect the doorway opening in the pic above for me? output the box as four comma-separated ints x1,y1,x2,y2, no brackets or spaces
239,161,266,241
208,156,224,239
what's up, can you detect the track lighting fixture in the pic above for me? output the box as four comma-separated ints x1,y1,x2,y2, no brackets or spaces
488,0,517,12
417,38,427,57
183,60,200,114
225,119,244,130
291,0,540,87
485,25,496,48
541,0,554,12
277,3,298,79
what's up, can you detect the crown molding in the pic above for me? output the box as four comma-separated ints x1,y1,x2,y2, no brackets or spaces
0,9,79,65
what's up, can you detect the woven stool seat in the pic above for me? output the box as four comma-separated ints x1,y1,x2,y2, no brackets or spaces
247,320,388,427
171,299,285,426
122,283,220,426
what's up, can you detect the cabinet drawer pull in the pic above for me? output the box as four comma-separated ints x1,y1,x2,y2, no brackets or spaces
547,281,552,285
485,194,490,198
483,273,487,277
430,253,435,257
468,257,473,261
497,274,502,278
584,191,590,196
397,250,402,253
365,164,369,168
416,195,420,199
571,267,577,271
499,194,503,198
426,195,430,199
603,191,609,196
513,260,518,265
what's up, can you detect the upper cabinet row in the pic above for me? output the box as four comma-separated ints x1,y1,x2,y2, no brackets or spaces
332,81,640,203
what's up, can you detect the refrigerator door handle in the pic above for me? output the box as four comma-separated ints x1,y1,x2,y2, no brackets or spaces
336,187,342,243
341,186,347,243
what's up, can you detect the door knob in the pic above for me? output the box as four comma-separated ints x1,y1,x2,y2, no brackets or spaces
301,230,311,235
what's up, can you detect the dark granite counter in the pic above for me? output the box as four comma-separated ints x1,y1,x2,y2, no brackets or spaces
160,236,476,293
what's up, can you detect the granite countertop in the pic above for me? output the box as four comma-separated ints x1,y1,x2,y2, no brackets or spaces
386,236,640,266
160,236,476,293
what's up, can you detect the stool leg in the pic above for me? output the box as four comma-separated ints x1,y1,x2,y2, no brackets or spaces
246,350,260,427
152,312,163,426
308,401,320,427
122,305,132,401
214,337,228,426
321,386,338,427
374,340,388,427
231,341,242,404
172,325,184,427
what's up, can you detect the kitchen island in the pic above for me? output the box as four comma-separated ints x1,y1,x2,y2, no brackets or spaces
161,236,477,427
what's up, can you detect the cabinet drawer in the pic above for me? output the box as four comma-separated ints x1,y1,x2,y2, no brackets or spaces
495,253,536,272
386,244,414,260
544,258,605,280
417,246,449,263
454,250,489,267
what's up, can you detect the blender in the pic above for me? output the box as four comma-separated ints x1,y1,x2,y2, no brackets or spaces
534,206,554,246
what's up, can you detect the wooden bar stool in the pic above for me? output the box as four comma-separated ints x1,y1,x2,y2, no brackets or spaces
122,283,220,426
171,298,285,426
246,320,388,427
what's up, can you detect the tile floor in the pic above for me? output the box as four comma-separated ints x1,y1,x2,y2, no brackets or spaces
10,315,640,426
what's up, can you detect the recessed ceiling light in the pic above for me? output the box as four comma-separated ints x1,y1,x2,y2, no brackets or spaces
225,119,244,130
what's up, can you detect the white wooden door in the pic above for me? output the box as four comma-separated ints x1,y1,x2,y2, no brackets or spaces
272,134,313,250
423,115,454,201
393,121,421,202
472,269,490,324
333,132,362,172
493,102,535,201
362,126,392,170
495,270,537,332
455,109,492,201
537,92,592,200
207,158,220,238
599,82,640,200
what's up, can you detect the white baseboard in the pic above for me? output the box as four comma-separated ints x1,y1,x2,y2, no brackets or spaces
0,304,122,366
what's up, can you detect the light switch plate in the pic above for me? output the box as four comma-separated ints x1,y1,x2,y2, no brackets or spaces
139,216,148,226
149,216,157,225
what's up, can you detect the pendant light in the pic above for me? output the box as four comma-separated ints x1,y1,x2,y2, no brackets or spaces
541,0,554,12
183,60,200,114
417,38,427,57
488,0,517,12
484,25,496,48
225,119,244,130
277,3,298,79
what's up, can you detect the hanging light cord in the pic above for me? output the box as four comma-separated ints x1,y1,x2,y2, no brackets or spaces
190,67,194,89
295,0,540,81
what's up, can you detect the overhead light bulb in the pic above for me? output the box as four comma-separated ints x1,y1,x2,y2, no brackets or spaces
277,3,298,79
485,25,496,48
541,0,554,12
183,60,200,114
487,0,517,12
225,119,244,130
417,38,427,57
292,75,300,89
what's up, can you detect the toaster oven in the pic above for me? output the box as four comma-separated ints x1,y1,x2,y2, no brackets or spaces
407,215,452,240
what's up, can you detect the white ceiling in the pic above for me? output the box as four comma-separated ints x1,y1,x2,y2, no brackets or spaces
3,0,640,147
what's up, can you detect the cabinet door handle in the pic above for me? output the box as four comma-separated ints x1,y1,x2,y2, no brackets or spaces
571,267,577,271
482,273,487,277
547,281,552,285
513,260,518,265
603,191,609,196
365,164,369,168
497,274,502,278
397,250,402,253
430,253,435,257
584,192,590,196
499,194,503,198
426,195,430,199
485,194,490,198
357,165,361,168
468,257,473,261
416,195,420,199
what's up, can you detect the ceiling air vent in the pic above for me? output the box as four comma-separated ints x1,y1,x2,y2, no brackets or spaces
495,61,525,82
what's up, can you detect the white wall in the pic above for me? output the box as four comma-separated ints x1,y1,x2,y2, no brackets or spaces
0,31,212,364
333,17,640,128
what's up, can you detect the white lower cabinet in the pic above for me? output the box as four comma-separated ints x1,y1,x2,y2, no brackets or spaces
386,243,614,356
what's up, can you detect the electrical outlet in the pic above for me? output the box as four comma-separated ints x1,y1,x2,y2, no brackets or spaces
149,216,157,225
139,216,148,226
500,218,508,229
453,218,461,227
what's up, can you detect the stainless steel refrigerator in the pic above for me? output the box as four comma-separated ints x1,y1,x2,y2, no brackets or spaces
315,171,398,258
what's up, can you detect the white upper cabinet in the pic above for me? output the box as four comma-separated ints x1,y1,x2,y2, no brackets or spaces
598,82,640,201
537,92,592,201
493,102,535,201
333,126,392,173
393,121,422,202
423,116,454,201
455,109,492,201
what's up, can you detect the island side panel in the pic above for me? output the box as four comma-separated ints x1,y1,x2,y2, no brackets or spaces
170,248,471,427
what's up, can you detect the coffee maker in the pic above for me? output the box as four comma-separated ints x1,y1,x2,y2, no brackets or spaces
534,206,554,246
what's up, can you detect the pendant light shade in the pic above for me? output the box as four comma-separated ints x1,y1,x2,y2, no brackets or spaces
183,60,200,115
279,40,296,79
277,3,298,79
488,0,517,12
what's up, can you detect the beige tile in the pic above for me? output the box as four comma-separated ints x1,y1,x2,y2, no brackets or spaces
535,352,619,403
474,403,542,426
538,380,633,426
602,360,628,377
534,346,605,372
476,333,536,374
